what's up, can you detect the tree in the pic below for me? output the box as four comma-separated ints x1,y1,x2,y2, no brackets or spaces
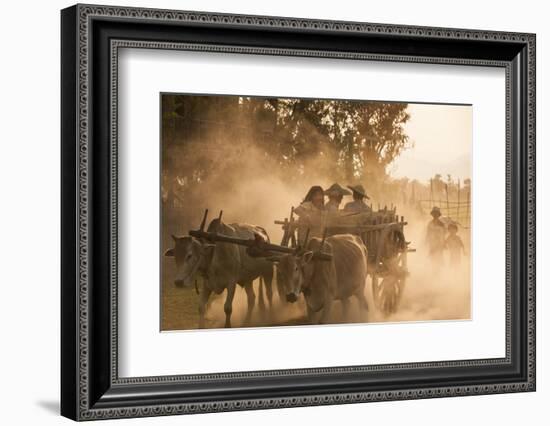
161,95,412,205
257,98,411,184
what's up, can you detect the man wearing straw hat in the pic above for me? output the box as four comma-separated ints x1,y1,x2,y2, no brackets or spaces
324,183,351,212
344,184,372,213
426,206,446,265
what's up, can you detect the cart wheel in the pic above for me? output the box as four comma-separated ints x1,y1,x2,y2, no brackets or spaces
371,253,408,315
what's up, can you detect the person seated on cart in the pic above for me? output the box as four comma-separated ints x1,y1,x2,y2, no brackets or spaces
293,185,325,217
324,183,351,212
293,185,326,242
344,184,372,213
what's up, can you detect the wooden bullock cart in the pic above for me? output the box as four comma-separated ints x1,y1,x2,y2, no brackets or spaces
275,206,414,315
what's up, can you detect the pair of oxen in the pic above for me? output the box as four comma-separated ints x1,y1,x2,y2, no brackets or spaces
164,218,369,328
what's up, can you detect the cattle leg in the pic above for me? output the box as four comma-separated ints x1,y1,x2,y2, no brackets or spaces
276,277,285,304
198,284,212,329
319,301,333,324
258,277,266,312
224,283,236,328
306,304,317,324
355,286,369,313
265,281,273,309
264,268,274,309
341,298,351,322
243,281,256,325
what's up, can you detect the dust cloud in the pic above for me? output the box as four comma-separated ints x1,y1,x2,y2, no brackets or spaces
162,180,471,330
163,136,343,241
188,209,471,329
371,210,471,324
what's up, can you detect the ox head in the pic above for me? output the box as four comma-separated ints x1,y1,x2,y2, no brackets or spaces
164,235,214,288
267,228,311,303
270,253,304,303
268,229,331,303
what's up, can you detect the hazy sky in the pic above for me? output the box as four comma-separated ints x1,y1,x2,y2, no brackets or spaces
389,103,472,182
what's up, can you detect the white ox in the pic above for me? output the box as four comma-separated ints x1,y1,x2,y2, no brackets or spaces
164,218,274,328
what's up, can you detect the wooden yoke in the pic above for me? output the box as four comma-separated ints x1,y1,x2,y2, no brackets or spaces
188,209,326,259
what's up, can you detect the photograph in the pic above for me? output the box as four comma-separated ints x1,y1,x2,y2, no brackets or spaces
57,3,535,421
161,94,472,330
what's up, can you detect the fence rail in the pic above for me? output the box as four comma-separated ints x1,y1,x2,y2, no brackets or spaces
418,199,471,227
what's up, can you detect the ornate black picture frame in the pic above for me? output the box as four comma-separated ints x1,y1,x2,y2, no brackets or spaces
61,4,536,421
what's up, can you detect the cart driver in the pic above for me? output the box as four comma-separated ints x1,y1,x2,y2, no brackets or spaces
344,184,372,213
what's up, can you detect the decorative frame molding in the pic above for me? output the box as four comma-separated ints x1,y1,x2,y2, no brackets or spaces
61,4,536,421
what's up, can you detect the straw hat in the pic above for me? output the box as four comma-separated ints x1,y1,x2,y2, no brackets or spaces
324,183,351,196
347,184,370,199
430,206,442,217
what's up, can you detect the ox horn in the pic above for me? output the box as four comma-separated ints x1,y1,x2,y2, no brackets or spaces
199,209,209,232
216,210,224,232
310,228,332,261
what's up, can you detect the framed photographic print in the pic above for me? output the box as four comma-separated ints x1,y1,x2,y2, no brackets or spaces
61,4,536,421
